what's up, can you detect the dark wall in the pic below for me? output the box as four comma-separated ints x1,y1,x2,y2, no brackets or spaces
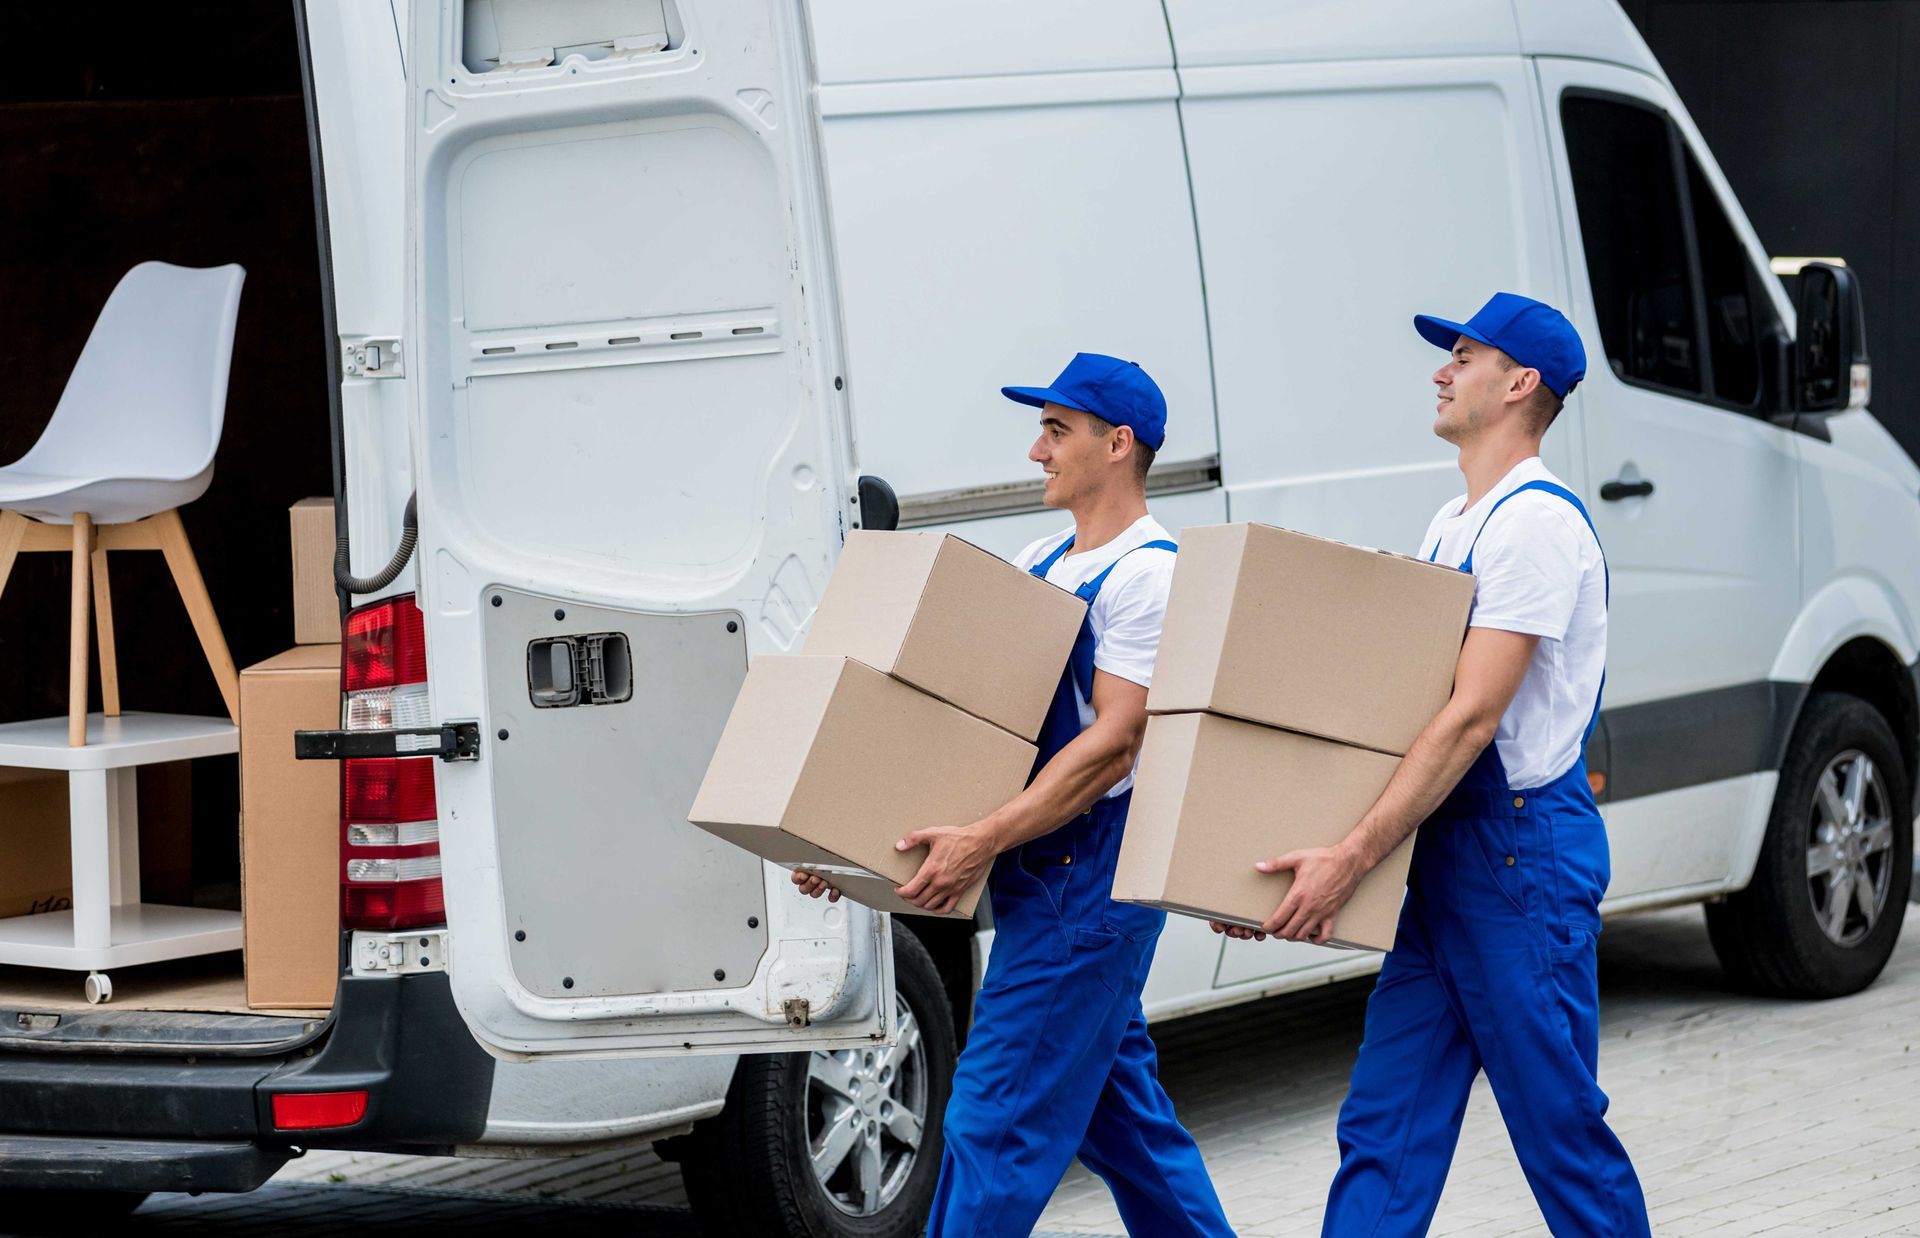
0,5,332,890
1621,0,1920,459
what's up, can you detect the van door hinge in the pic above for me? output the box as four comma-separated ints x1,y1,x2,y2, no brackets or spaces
341,335,404,379
351,929,448,977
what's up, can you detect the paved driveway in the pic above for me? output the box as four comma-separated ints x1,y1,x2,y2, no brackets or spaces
117,903,1919,1236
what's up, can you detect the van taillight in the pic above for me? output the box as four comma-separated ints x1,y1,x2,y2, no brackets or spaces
339,595,444,931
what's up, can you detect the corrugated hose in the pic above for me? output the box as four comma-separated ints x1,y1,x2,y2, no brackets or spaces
334,492,418,595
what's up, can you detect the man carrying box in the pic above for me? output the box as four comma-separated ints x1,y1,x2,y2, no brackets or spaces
1216,295,1650,1235
796,352,1232,1236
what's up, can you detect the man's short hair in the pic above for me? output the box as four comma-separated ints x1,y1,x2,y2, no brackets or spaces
1084,410,1156,480
1496,352,1565,433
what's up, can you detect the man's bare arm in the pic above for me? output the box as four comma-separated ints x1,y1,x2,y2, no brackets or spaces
1218,627,1539,943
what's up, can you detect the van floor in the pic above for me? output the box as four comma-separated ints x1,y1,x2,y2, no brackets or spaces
0,951,326,1017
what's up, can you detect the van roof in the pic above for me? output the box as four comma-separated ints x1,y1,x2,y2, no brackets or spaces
1166,0,1664,80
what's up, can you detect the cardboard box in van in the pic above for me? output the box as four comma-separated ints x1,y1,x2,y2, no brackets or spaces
290,497,340,646
802,530,1084,741
240,645,342,1010
0,770,72,919
1113,712,1412,952
1148,523,1476,756
689,655,1035,918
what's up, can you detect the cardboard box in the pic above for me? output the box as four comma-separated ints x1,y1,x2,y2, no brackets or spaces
0,769,73,919
290,497,340,646
240,645,342,1009
803,530,1084,741
1148,523,1476,756
689,655,1036,917
1113,712,1413,951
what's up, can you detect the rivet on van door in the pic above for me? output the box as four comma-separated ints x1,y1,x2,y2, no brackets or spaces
462,0,683,75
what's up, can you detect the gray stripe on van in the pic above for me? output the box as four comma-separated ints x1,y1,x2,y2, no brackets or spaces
1592,680,1808,804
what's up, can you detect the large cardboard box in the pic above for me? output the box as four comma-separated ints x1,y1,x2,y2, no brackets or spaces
290,497,340,646
240,645,342,1009
803,530,1084,741
689,655,1035,917
1114,712,1413,951
0,770,72,919
1148,523,1476,755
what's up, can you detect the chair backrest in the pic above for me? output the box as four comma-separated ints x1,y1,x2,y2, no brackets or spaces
17,261,246,482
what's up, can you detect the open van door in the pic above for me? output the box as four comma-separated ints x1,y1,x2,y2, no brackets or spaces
402,0,890,1059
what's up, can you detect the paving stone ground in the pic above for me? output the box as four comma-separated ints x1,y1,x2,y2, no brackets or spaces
173,903,1920,1234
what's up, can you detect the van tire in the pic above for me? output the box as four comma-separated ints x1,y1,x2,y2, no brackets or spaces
1706,692,1913,998
677,927,955,1238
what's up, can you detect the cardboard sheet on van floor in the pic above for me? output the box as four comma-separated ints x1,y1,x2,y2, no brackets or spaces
1114,712,1412,952
0,955,326,1019
1147,523,1476,756
689,655,1035,918
802,530,1084,741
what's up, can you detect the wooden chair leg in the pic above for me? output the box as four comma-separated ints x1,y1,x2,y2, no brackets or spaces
69,514,94,747
92,541,121,717
0,510,27,604
152,509,239,724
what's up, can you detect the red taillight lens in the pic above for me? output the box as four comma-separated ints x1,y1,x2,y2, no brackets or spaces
339,595,444,933
344,758,437,824
272,1090,369,1131
344,599,427,691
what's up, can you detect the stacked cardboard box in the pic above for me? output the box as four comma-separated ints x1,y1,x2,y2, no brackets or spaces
235,496,344,1009
1114,523,1476,951
690,531,1083,917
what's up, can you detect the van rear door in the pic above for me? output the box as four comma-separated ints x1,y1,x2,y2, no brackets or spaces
403,0,890,1059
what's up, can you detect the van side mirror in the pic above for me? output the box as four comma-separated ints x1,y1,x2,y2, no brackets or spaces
1793,262,1869,414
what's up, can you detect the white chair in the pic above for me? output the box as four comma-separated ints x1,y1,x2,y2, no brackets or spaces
0,261,246,746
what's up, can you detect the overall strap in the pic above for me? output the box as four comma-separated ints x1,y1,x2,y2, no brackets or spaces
1029,533,1077,580
1077,538,1178,603
1064,539,1177,702
1456,480,1612,751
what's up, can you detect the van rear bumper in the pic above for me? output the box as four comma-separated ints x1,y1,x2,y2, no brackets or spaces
0,1135,289,1194
0,971,495,1193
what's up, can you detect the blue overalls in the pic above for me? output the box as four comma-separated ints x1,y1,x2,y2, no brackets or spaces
928,535,1235,1238
1324,482,1650,1237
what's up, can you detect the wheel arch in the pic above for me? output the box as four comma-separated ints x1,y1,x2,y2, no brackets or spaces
1771,575,1920,795
1805,637,1920,801
891,917,980,1051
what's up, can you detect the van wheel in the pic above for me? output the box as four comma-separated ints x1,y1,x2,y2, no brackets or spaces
1707,692,1913,997
677,927,955,1237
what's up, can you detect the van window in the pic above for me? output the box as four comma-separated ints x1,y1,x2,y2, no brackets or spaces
1560,93,1775,412
1687,154,1764,407
1561,95,1700,395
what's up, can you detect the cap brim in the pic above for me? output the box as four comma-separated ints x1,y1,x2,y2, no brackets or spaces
1002,385,1091,413
1413,314,1496,353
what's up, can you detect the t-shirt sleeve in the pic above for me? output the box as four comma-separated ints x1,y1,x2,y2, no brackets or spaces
1464,500,1583,641
1090,552,1175,688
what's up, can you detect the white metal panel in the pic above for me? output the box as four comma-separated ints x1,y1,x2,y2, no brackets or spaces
808,0,1170,86
1512,0,1666,80
929,488,1228,564
405,0,891,1059
303,2,417,603
1178,56,1572,555
823,93,1216,505
1163,0,1518,69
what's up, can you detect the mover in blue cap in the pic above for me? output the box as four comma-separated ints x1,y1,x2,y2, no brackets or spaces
1216,293,1651,1236
796,352,1233,1237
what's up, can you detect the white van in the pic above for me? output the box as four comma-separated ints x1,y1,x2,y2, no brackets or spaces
3,1,1913,1234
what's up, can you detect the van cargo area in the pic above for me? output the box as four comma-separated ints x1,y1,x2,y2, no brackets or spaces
0,6,333,1026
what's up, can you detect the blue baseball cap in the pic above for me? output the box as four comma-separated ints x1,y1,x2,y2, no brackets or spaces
1002,352,1168,452
1414,292,1587,399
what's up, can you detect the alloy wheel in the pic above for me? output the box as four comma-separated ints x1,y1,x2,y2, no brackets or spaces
806,997,928,1217
1806,749,1895,947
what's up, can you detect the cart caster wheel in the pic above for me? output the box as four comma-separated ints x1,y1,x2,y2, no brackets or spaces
85,972,112,1004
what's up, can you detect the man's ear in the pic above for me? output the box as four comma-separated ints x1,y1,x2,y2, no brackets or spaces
1110,424,1136,462
1505,366,1543,406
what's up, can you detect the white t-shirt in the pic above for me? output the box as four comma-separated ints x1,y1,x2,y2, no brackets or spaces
1418,457,1608,790
1012,514,1177,798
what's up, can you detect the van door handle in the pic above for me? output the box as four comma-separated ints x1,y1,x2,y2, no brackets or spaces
1599,479,1655,501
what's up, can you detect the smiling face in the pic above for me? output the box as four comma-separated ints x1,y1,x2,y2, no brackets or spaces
1030,402,1132,510
1431,335,1531,446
